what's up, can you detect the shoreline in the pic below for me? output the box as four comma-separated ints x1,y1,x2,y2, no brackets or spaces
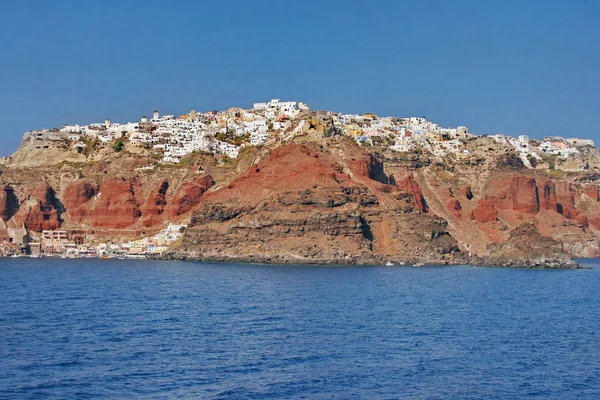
2,253,590,270
156,252,588,270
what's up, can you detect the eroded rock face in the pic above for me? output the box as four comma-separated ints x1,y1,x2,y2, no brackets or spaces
90,178,141,229
493,176,539,213
429,170,600,257
532,180,587,226
165,175,214,218
440,188,462,217
3,131,600,262
348,153,389,184
64,180,99,224
477,176,589,224
555,182,577,218
0,185,18,222
174,144,457,263
470,200,498,223
396,174,428,212
486,223,569,261
140,181,169,227
15,184,62,232
536,179,558,211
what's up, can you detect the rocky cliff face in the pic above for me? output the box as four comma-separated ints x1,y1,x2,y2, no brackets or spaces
1,130,600,264
11,184,63,232
169,142,461,263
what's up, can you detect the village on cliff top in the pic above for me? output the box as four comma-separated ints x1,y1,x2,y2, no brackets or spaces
0,99,596,260
17,99,592,164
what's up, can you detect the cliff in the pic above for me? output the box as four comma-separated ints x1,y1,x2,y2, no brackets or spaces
170,143,458,264
2,126,600,267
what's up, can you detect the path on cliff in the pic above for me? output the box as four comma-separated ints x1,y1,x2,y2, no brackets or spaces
416,170,489,256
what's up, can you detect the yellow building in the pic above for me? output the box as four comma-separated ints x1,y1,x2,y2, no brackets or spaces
344,124,364,136
218,113,228,128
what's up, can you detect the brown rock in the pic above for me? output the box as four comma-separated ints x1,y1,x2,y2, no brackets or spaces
440,188,462,217
0,185,18,222
461,186,473,200
396,174,428,212
583,185,599,202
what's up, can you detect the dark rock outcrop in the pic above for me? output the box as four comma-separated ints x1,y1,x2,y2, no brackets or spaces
0,185,18,222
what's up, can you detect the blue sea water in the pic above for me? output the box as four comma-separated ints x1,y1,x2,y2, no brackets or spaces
0,259,599,399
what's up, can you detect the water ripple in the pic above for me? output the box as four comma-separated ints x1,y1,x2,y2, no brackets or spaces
0,258,599,399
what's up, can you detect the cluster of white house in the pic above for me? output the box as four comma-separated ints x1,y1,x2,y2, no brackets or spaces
96,223,187,259
333,114,473,157
491,134,593,165
333,113,593,160
21,99,595,163
20,99,310,162
18,223,186,259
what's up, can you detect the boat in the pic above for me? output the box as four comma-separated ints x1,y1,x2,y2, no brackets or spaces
386,261,394,266
414,262,425,267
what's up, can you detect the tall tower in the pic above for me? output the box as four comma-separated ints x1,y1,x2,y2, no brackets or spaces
153,110,160,120
105,118,111,128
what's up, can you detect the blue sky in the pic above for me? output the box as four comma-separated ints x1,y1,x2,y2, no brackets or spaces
0,0,598,154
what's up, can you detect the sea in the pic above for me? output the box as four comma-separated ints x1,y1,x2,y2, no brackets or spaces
0,258,599,399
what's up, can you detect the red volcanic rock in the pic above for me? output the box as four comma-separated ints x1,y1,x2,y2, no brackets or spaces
439,187,461,217
540,181,587,226
536,179,558,211
348,153,388,184
90,178,141,229
494,176,539,213
273,144,318,160
396,174,428,212
64,180,99,224
555,181,577,218
19,184,62,231
470,200,498,223
583,185,599,202
202,144,358,206
447,198,462,217
166,175,214,217
141,181,169,227
0,185,18,222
